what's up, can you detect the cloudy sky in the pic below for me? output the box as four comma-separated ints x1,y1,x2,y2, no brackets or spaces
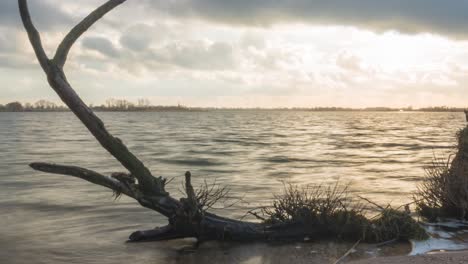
1,0,468,108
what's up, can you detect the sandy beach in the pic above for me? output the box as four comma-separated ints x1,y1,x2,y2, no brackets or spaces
351,251,468,264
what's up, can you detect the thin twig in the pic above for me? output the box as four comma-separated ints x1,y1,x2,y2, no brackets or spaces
333,240,361,264
357,195,385,210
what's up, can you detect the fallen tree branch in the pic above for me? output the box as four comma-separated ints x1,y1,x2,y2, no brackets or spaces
19,0,430,245
29,162,136,198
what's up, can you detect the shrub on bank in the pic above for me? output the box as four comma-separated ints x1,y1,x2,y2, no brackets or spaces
416,125,468,221
254,183,428,243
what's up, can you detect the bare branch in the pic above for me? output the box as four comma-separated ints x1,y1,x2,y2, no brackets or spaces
18,0,50,72
29,162,180,217
333,240,361,264
30,162,135,198
53,0,127,68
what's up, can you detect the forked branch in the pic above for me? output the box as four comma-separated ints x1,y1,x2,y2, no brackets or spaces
19,0,163,194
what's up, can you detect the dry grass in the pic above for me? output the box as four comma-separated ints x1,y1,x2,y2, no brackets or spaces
415,127,468,221
254,182,428,243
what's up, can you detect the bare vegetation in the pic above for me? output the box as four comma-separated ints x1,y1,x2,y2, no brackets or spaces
179,177,236,213
251,182,428,243
416,126,468,221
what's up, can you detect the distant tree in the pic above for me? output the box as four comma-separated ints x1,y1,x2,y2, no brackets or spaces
24,102,33,111
105,98,116,108
118,99,134,110
0,104,5,111
137,98,151,108
105,98,134,110
5,102,24,112
34,100,57,110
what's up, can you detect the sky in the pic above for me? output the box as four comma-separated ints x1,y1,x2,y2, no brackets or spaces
1,0,468,108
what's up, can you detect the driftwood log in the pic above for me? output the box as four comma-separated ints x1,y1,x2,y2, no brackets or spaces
19,0,302,243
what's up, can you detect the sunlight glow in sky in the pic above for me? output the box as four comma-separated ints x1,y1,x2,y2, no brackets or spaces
1,0,468,108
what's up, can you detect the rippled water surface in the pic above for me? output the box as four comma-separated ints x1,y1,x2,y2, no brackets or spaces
1,111,466,263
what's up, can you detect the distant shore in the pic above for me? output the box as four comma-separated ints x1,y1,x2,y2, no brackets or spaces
1,100,466,112
0,105,467,113
0,108,466,113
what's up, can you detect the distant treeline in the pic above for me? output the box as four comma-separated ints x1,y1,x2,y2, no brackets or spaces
0,100,466,112
0,99,192,112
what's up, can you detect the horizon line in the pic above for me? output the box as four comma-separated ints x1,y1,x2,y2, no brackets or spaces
1,101,467,112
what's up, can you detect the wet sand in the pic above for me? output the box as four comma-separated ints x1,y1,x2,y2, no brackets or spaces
351,251,468,264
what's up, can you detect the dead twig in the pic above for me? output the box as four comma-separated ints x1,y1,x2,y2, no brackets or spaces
333,240,361,264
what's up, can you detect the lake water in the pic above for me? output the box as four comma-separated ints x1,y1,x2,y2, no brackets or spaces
1,111,466,263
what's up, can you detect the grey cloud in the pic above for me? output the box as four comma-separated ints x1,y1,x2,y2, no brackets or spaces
120,24,160,51
79,39,237,74
0,54,35,69
0,30,35,69
141,0,468,39
240,32,266,49
0,0,72,30
0,34,10,53
3,1,466,39
151,41,236,70
82,37,119,58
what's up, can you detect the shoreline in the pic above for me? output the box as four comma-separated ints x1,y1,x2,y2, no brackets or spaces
351,250,468,264
0,109,466,113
